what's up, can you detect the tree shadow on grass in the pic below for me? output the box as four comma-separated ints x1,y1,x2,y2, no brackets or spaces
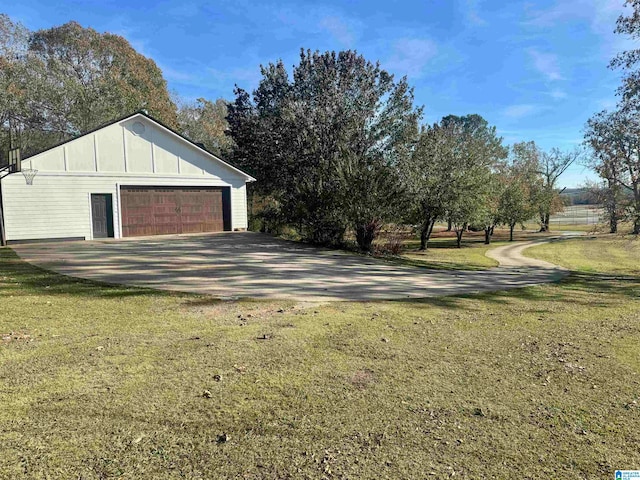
390,271,640,310
557,271,640,299
0,248,172,299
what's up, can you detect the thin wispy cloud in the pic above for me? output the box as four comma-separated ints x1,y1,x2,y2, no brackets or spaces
160,64,196,83
463,0,487,26
528,48,564,81
502,104,540,119
156,62,262,94
549,89,567,100
597,97,618,110
274,6,362,48
498,126,583,144
523,0,632,58
524,0,623,28
318,16,355,47
208,66,262,88
159,1,202,18
385,38,438,79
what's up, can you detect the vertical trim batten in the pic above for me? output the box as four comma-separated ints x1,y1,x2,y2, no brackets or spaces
122,126,128,173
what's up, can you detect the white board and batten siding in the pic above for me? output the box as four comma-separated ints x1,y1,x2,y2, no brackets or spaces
1,114,253,242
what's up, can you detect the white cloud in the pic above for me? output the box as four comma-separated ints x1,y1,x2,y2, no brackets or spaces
524,0,623,28
385,38,439,78
549,89,567,99
597,97,618,110
208,66,262,87
502,104,540,119
274,6,362,47
463,0,487,26
528,48,564,81
160,64,197,83
523,0,633,58
319,16,355,47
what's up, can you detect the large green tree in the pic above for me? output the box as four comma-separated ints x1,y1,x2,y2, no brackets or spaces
585,109,640,234
0,14,51,157
498,156,539,241
28,21,178,133
404,114,506,249
228,49,421,251
402,125,450,250
177,97,235,157
611,0,640,109
1,16,177,158
585,1,640,234
509,141,576,232
536,148,579,232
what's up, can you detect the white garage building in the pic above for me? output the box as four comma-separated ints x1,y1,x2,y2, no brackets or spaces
0,112,255,245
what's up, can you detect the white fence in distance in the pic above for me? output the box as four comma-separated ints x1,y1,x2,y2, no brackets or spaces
549,205,604,225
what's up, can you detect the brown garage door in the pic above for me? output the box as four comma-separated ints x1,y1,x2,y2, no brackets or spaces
120,187,227,237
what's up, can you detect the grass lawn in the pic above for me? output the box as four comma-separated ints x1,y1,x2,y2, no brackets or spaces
397,227,563,271
1,239,639,479
526,235,640,276
399,236,499,271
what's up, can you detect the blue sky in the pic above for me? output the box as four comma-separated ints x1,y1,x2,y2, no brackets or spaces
5,0,634,187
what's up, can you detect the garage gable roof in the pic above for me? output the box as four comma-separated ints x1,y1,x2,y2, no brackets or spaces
22,110,256,182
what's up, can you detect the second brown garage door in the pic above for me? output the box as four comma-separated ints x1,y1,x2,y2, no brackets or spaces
120,186,229,237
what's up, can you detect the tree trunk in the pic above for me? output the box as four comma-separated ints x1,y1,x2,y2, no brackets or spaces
509,223,515,242
455,225,465,248
355,220,381,253
446,218,452,231
606,182,618,234
419,218,436,250
539,212,550,232
634,185,640,235
484,227,491,245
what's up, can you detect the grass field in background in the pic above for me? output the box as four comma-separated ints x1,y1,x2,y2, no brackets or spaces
549,204,604,225
522,222,602,232
1,236,639,478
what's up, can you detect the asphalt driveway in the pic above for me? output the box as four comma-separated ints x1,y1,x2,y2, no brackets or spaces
11,232,567,301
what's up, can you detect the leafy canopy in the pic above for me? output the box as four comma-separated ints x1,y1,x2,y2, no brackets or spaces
228,49,421,249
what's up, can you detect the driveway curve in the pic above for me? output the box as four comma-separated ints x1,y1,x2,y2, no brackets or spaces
11,232,569,301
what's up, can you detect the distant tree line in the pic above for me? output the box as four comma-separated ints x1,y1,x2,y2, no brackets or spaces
562,188,602,206
1,15,580,251
584,0,640,235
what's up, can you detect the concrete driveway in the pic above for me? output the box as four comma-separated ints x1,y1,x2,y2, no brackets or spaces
11,232,568,301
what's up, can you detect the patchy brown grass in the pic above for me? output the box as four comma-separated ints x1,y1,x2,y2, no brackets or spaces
1,242,639,479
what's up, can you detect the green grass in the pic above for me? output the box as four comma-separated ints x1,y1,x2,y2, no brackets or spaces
1,243,640,479
525,235,640,276
396,228,559,271
400,237,499,270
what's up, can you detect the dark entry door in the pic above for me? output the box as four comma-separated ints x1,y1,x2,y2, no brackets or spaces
91,194,114,239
